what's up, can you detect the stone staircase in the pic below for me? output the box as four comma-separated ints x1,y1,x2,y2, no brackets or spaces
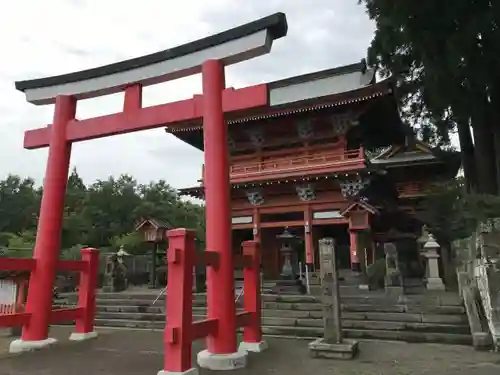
72,289,473,346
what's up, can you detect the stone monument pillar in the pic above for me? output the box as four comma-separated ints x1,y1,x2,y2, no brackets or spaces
102,247,130,293
423,234,445,291
308,238,358,359
384,242,404,297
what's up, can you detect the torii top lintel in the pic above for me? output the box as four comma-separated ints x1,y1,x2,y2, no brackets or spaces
17,13,288,150
16,13,287,105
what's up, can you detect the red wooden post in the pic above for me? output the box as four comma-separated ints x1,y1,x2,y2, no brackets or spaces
123,84,142,112
15,277,28,312
201,60,237,354
162,229,195,375
349,231,360,271
239,240,267,353
71,248,100,340
21,95,76,344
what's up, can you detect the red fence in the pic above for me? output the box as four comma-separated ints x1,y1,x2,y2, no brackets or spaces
0,248,99,336
163,229,262,374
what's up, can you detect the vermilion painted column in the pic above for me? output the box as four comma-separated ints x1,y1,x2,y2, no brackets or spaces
349,231,360,272
22,95,76,341
202,59,237,354
163,229,195,373
74,248,100,336
252,208,260,243
241,241,263,346
304,206,314,265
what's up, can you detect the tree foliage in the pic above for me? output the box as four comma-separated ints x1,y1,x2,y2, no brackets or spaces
359,0,500,194
0,169,205,258
422,177,500,243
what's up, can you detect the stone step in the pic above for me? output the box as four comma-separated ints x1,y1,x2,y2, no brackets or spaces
95,298,208,307
95,311,470,334
95,305,469,324
260,325,472,345
91,291,463,306
260,302,466,315
90,319,471,346
93,299,466,315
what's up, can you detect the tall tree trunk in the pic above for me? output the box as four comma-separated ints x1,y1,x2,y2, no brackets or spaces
489,84,500,194
472,119,498,194
493,127,500,194
455,116,476,192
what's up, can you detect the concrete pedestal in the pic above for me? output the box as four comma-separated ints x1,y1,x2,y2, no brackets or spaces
472,332,493,350
423,236,445,291
426,277,445,291
308,338,359,360
9,337,57,353
69,331,99,341
157,368,199,375
197,349,247,371
239,340,268,353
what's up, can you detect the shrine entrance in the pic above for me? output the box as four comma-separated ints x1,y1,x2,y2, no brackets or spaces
314,224,351,270
0,12,289,375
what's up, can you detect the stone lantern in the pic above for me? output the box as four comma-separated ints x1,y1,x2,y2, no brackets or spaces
272,227,304,294
423,234,445,291
277,227,299,278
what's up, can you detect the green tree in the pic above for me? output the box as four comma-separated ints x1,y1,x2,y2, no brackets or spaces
0,172,205,257
109,232,145,255
359,0,500,194
0,175,40,235
80,175,142,247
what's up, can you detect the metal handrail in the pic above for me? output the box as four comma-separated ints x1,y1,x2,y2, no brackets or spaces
152,286,167,306
235,287,244,303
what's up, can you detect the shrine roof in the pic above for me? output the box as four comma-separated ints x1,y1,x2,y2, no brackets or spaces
340,199,380,217
265,59,376,108
168,61,401,150
179,186,205,199
370,137,461,181
371,138,440,167
178,169,379,199
135,218,174,231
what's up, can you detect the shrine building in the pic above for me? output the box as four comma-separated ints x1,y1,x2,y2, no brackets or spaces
175,60,459,280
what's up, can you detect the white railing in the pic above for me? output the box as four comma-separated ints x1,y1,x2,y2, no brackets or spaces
298,261,311,294
0,279,16,315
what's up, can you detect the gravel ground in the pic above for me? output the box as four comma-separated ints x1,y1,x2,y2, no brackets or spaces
1,327,499,375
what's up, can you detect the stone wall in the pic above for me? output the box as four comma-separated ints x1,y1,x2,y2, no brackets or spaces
454,219,500,350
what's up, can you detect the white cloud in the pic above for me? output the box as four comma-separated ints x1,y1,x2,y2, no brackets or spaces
0,0,374,188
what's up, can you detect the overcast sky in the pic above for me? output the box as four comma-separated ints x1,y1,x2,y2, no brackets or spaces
0,0,375,189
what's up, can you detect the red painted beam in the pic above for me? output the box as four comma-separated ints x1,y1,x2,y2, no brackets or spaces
50,307,83,323
0,257,36,271
194,250,220,269
0,312,31,327
56,260,86,272
235,311,252,328
233,254,253,269
190,318,218,341
24,84,268,149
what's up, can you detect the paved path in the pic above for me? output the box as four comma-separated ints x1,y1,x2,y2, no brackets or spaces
1,327,499,375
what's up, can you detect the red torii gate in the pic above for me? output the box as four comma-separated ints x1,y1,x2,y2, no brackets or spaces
7,12,288,374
